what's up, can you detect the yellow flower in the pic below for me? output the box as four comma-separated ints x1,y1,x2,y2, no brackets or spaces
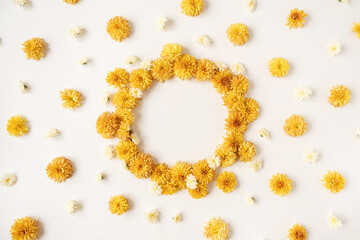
106,68,129,88
244,97,260,123
106,16,130,42
286,8,307,29
150,58,174,83
268,57,290,77
10,216,39,240
238,141,256,162
112,88,138,110
269,173,293,197
283,114,307,137
192,159,215,184
321,170,345,193
60,88,82,110
96,112,121,139
151,163,171,185
352,22,360,39
203,217,230,240
215,144,237,167
6,115,29,137
180,0,204,17
188,182,208,199
63,0,79,4
160,43,183,62
129,69,153,90
22,37,47,60
195,59,217,81
129,152,155,179
216,171,237,193
160,181,179,195
225,110,247,134
109,195,129,216
116,140,138,163
226,23,249,46
145,209,160,223
174,54,197,80
288,224,307,240
170,161,192,189
328,85,351,108
222,130,243,153
46,157,74,183
211,70,233,94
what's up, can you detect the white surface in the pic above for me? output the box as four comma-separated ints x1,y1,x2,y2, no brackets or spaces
1,0,360,239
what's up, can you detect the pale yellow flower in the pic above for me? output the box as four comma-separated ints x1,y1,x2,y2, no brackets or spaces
156,16,168,31
185,174,198,189
173,212,182,223
294,86,312,101
69,26,82,38
100,92,112,105
327,41,341,57
96,172,104,182
18,81,28,94
149,182,162,196
45,128,60,138
231,62,246,75
195,34,211,47
66,200,79,214
249,158,263,172
145,209,160,223
245,195,254,206
257,128,270,140
0,173,17,186
303,149,319,164
327,213,343,229
125,55,138,65
104,145,115,159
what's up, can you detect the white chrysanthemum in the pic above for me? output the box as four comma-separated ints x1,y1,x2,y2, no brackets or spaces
69,26,82,39
78,57,89,65
356,128,360,139
18,81,28,94
215,61,228,71
96,172,104,182
104,145,115,159
156,15,168,31
13,0,28,6
140,59,152,71
131,132,141,145
0,173,17,186
327,213,343,229
206,155,221,170
185,174,198,189
303,149,319,164
245,0,256,12
249,158,263,172
257,128,270,140
66,200,79,214
194,34,210,47
327,41,341,57
125,55,138,65
45,128,60,138
294,86,312,101
100,91,112,105
245,195,254,206
145,209,160,223
231,62,246,75
173,212,182,224
149,182,162,196
119,159,129,170
130,88,143,99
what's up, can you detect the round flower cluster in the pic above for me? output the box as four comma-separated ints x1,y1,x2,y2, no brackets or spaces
96,43,259,199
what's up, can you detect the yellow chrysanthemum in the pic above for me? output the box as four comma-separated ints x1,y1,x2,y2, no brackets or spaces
95,112,121,139
129,69,153,90
63,0,79,4
211,70,233,94
203,217,230,240
215,144,237,168
226,23,249,46
109,195,129,216
170,161,192,189
352,22,360,39
222,130,243,154
288,224,307,240
195,59,217,81
286,8,307,29
60,88,82,110
112,88,138,110
192,159,215,184
238,141,256,162
151,58,174,83
6,115,29,137
160,181,179,195
106,68,129,88
173,54,197,80
188,182,208,199
129,152,155,179
231,75,249,94
160,43,183,62
22,37,47,60
106,16,130,42
180,0,204,17
222,90,246,110
216,171,237,193
244,98,260,123
268,57,290,77
269,173,293,197
321,170,345,194
151,163,171,185
116,140,139,163
328,85,351,108
283,114,307,137
46,157,74,183
225,110,247,134
10,216,39,240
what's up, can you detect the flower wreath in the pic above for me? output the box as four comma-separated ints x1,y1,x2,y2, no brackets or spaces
96,43,259,199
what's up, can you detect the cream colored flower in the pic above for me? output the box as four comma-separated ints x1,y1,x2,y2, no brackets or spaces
156,15,168,31
249,158,262,172
45,128,60,138
303,149,319,164
173,212,182,224
185,174,198,189
257,128,270,140
125,55,138,65
0,173,17,186
100,91,112,105
149,182,162,196
231,62,246,75
13,0,28,6
130,88,143,99
356,128,360,139
245,0,256,12
145,209,160,223
78,57,89,65
131,132,140,145
338,0,349,3
194,34,211,47
140,59,152,70
66,200,79,214
215,61,228,71
327,41,341,57
294,86,312,101
119,159,129,170
104,145,115,159
245,195,254,206
207,154,221,170
69,26,82,38
96,172,104,182
327,213,343,229
18,81,28,94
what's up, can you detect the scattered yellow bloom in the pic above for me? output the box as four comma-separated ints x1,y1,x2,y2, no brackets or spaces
63,0,79,4
109,195,129,216
60,88,82,110
352,22,360,39
106,68,129,88
328,85,351,108
160,43,183,62
216,171,237,193
106,16,130,42
286,8,307,29
203,217,230,240
288,223,307,240
6,114,29,137
321,170,345,193
303,149,319,164
180,0,204,17
238,141,256,162
10,216,39,240
174,54,197,80
96,112,121,139
268,57,290,77
226,23,249,46
294,86,312,101
173,212,182,224
22,37,47,60
269,173,293,197
283,114,307,137
245,0,256,12
145,209,160,223
46,157,74,183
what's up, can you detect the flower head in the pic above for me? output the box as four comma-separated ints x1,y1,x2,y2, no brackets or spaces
129,152,155,179
140,59,152,70
215,61,228,71
173,212,182,223
206,155,221,170
78,57,88,65
14,0,28,7
321,170,345,193
286,8,307,29
22,37,47,60
109,195,129,215
125,55,138,65
0,173,17,186
212,69,233,94
170,161,192,189
245,0,256,12
231,62,246,75
203,217,230,240
303,149,319,164
195,59,216,81
269,173,293,196
60,88,82,110
145,209,160,223
327,213,343,229
245,195,255,206
156,15,168,31
238,141,256,162
185,174,198,189
69,26,82,38
249,158,263,172
195,34,211,47
6,115,29,137
63,0,79,4
116,140,138,163
18,81,28,94
188,182,208,199
283,114,307,137
352,22,360,39
215,144,237,167
96,172,104,182
106,68,129,88
328,85,351,108
106,16,130,42
268,57,290,77
45,128,59,138
174,54,197,80
66,200,79,214
103,145,115,159
193,159,215,184
46,157,74,183
216,171,237,193
257,128,270,140
96,112,121,139
288,224,307,240
180,0,204,17
151,163,171,185
327,41,341,57
129,69,153,90
294,87,312,101
226,23,249,46
161,43,183,62
149,182,162,196
10,216,39,240
151,58,174,82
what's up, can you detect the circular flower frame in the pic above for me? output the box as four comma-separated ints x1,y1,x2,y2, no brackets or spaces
96,43,259,199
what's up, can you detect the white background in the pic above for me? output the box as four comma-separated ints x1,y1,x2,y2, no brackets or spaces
1,0,360,239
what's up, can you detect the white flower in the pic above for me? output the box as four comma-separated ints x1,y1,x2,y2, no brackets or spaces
327,213,343,229
149,182,162,196
303,149,319,164
18,81,28,94
245,0,256,12
96,172,104,182
338,0,349,3
66,200,79,214
78,57,89,65
13,0,28,6
140,59,152,71
173,212,182,224
294,86,312,101
130,88,143,99
156,15,168,31
215,61,228,71
100,92,112,105
245,195,255,206
327,41,341,57
249,158,263,172
131,132,140,145
206,155,221,170
0,173,17,186
257,128,270,140
45,128,60,138
119,159,129,170
185,174,197,189
231,62,246,75
69,26,82,39
103,145,115,159
145,209,160,223
125,55,138,65
194,34,210,47
356,128,360,139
